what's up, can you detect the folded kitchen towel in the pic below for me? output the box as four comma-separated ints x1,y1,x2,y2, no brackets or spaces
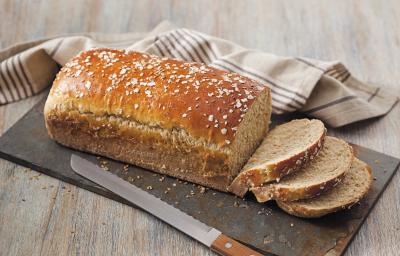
0,21,397,127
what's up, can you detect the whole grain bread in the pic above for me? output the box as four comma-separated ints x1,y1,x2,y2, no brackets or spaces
228,119,326,197
250,136,353,202
44,48,272,192
277,158,372,218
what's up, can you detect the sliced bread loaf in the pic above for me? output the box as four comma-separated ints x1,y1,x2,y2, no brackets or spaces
228,119,326,197
250,136,353,202
276,158,373,218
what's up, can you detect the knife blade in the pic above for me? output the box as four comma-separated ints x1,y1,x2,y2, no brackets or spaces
70,154,262,256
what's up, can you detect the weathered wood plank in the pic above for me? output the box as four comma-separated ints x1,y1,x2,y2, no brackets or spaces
0,0,399,255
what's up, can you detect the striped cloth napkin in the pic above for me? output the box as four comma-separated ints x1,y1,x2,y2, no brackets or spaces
0,21,397,127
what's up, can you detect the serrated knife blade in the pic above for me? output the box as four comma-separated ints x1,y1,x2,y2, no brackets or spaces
70,154,262,256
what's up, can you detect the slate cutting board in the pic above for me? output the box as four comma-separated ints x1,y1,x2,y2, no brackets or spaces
0,97,399,256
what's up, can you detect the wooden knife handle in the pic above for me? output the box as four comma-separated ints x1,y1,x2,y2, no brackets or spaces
211,234,263,256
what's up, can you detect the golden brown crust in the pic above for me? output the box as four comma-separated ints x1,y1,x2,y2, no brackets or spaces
45,48,268,147
228,129,326,197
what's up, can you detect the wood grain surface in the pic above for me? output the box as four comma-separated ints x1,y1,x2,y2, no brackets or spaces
0,1,399,255
211,234,263,256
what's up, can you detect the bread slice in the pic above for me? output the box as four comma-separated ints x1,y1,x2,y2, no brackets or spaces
277,158,373,218
228,119,326,197
250,136,353,202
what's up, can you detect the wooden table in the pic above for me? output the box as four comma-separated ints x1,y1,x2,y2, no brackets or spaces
1,1,399,255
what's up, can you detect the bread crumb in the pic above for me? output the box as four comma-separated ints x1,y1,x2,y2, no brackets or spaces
199,187,206,194
263,234,274,244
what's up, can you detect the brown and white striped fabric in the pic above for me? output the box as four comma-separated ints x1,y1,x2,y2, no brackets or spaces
0,21,397,127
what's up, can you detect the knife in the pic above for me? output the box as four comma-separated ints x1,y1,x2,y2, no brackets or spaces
71,154,263,256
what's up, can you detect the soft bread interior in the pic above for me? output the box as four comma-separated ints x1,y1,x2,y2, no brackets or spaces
228,88,272,176
243,119,326,171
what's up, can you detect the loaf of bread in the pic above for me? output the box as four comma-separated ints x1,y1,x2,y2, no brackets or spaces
44,48,272,191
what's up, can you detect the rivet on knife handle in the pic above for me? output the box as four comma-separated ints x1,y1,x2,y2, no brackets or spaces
211,234,263,256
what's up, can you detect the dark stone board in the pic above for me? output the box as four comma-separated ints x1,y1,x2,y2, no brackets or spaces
0,97,399,256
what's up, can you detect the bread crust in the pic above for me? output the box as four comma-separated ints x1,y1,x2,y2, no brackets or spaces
44,48,271,191
277,159,373,218
228,127,326,197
